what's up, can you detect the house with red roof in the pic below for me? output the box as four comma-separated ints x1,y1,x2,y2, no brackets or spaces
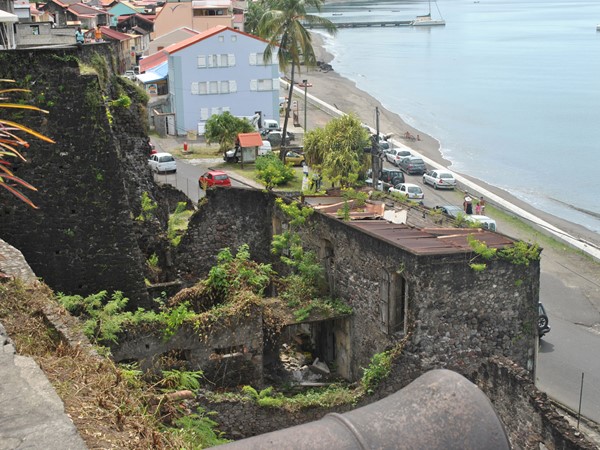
152,0,234,40
39,0,109,27
143,25,279,136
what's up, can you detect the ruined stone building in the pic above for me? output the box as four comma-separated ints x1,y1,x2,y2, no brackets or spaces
0,45,593,449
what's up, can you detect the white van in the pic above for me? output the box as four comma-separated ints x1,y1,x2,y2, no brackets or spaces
261,120,280,134
258,140,272,156
466,215,497,232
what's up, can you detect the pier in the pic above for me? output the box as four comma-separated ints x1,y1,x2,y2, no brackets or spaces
305,20,412,29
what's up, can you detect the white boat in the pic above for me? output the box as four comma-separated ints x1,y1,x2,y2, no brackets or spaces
597,24,600,31
412,0,445,26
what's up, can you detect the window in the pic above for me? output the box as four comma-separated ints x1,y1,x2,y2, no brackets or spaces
379,271,407,334
249,53,271,65
197,55,206,68
231,35,237,42
192,81,235,95
218,36,224,42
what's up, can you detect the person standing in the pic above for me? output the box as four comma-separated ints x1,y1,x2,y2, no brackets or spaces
463,195,473,215
75,27,84,45
479,196,486,214
94,25,102,42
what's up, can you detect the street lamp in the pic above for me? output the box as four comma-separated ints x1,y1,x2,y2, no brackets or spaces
303,79,308,131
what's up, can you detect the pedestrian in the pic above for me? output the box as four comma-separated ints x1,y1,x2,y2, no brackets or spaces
479,196,486,214
463,194,473,215
75,27,84,45
475,202,481,215
94,25,102,42
302,161,309,179
316,173,322,191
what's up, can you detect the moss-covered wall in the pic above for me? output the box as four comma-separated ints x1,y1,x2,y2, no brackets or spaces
0,46,153,307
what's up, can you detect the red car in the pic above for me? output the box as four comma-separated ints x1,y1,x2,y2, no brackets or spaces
199,170,231,188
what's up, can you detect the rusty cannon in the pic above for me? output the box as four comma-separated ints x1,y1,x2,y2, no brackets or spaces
218,369,509,450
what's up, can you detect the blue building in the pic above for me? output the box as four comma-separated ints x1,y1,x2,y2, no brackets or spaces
143,25,280,136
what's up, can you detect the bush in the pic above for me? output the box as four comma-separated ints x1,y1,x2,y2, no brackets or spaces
255,154,295,189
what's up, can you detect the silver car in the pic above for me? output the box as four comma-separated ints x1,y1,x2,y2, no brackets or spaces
148,152,177,174
423,169,457,189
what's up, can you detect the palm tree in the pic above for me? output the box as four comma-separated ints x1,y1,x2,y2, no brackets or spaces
0,79,55,208
258,0,337,161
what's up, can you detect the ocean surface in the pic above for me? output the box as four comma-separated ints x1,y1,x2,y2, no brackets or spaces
316,0,600,234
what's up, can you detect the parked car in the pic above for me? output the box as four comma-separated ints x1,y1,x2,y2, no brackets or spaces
389,183,424,200
386,148,412,166
423,169,457,190
379,169,405,191
433,204,464,218
285,151,305,166
465,215,497,232
538,303,551,338
260,119,280,135
265,130,294,147
398,156,427,175
147,152,176,174
199,170,231,188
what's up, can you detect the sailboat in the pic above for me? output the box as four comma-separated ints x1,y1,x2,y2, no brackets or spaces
411,0,445,26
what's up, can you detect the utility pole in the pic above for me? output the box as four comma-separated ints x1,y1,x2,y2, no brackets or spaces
372,107,381,188
303,79,308,131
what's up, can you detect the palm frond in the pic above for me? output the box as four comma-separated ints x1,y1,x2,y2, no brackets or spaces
0,182,38,209
0,120,55,143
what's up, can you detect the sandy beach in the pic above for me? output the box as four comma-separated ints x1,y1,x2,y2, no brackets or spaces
294,32,600,255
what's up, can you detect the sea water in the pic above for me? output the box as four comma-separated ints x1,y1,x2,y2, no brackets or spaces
316,0,600,233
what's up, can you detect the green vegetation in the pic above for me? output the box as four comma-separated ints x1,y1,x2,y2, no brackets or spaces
255,153,296,189
304,114,370,187
137,191,157,221
204,111,255,151
109,93,131,108
361,350,393,394
467,235,540,271
168,202,192,246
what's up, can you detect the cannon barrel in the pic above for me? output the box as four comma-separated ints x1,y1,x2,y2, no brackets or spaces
219,369,509,450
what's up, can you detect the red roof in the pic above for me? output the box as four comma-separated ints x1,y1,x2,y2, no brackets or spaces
237,132,263,147
100,27,132,41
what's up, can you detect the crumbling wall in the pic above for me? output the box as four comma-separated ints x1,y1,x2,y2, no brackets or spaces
0,46,152,307
111,306,264,387
175,188,273,283
470,357,597,450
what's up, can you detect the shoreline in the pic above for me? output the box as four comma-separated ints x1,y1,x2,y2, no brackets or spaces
302,32,600,253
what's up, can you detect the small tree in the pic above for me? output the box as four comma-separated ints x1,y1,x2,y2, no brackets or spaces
204,112,255,152
255,153,295,189
304,114,370,188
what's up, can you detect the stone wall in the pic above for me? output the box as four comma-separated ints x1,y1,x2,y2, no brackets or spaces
175,188,274,283
0,46,153,307
295,208,539,380
196,395,355,440
470,357,597,450
111,305,264,386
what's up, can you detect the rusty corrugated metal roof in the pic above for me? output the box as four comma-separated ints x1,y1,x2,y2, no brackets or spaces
348,221,515,256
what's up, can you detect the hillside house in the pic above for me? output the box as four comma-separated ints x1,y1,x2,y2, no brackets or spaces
152,0,233,39
142,25,279,136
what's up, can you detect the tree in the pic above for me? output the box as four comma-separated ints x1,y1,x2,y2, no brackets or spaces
303,114,370,188
244,0,269,35
257,0,337,161
204,112,255,152
0,79,55,209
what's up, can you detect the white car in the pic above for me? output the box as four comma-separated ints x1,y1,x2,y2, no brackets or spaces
386,148,412,166
389,183,424,200
465,215,497,231
423,169,457,190
148,152,177,174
